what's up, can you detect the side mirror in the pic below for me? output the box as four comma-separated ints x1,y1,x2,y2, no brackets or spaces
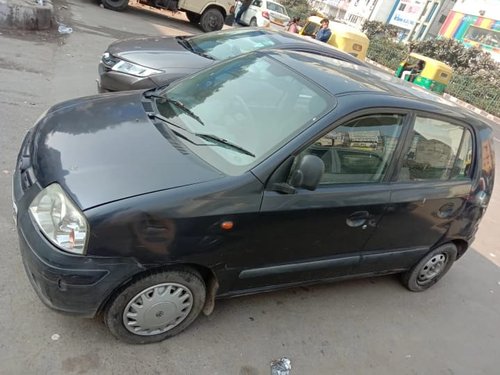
289,154,324,191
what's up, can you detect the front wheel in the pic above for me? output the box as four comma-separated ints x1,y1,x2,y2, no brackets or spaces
101,0,129,11
186,11,201,24
401,243,457,292
104,269,206,344
199,8,224,32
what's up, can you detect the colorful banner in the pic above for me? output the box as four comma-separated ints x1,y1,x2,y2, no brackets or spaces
439,11,500,62
439,11,499,41
439,11,462,38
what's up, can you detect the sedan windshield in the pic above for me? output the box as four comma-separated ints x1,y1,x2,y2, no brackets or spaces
155,53,332,175
187,29,280,60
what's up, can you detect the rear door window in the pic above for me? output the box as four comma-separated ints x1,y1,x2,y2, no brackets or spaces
398,117,473,181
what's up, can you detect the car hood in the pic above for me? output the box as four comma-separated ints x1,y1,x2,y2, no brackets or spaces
32,91,223,210
107,36,212,70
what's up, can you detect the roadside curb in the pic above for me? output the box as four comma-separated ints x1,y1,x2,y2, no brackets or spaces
0,0,53,30
366,58,500,125
442,94,500,124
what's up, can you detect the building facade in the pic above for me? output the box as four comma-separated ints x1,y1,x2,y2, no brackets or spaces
385,0,455,41
438,0,499,60
308,0,351,20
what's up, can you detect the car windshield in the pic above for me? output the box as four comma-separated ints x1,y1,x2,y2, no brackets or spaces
155,53,332,175
187,29,279,60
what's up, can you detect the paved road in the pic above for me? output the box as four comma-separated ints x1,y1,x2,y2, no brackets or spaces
0,1,499,374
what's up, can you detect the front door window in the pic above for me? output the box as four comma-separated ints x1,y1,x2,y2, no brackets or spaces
300,114,405,185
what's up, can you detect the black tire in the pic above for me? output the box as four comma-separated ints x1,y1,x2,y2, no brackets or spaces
199,8,224,32
249,17,257,27
101,0,129,11
104,269,206,344
186,11,201,24
401,243,457,292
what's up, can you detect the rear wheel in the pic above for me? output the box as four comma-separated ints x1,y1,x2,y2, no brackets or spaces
249,17,257,26
401,243,457,292
104,269,206,344
200,8,224,32
186,11,201,24
101,0,129,11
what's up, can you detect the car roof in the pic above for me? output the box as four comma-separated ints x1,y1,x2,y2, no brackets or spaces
262,50,491,129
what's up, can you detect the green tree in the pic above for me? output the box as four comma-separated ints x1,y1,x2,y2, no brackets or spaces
362,20,399,39
280,0,312,24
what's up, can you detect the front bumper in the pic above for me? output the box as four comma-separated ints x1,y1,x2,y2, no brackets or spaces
17,212,143,317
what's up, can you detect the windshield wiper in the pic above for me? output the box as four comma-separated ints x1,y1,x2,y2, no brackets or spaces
194,51,215,60
194,133,255,157
177,36,215,60
177,37,193,51
145,92,205,126
145,105,254,157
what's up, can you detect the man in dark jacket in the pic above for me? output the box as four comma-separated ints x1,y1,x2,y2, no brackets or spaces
235,0,252,24
315,18,332,43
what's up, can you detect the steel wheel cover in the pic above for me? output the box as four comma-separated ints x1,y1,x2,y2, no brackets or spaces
123,283,193,336
417,254,447,285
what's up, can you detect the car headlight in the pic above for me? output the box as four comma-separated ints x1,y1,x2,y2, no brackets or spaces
101,52,120,68
111,60,162,77
29,183,88,255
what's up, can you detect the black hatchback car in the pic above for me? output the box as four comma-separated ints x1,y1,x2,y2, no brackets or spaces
15,50,495,344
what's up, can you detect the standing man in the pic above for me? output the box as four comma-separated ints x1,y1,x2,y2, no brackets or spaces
234,0,252,25
315,18,332,43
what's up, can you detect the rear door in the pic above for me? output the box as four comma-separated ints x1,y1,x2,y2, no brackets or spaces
360,114,475,273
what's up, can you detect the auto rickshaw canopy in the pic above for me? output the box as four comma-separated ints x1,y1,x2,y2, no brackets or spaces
406,53,453,85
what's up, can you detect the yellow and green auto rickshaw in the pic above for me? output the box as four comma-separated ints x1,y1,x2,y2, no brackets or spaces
395,53,453,94
299,16,370,60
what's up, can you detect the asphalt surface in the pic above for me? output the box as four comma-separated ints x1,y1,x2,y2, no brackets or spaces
0,1,499,374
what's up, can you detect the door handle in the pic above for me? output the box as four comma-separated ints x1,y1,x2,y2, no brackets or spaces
346,211,370,228
437,202,456,218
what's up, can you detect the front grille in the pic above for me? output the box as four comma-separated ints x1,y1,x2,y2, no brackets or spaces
18,129,36,191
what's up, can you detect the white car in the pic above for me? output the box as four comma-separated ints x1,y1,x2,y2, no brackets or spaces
239,0,290,30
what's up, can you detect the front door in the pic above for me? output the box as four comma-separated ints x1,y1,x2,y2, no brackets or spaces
231,113,408,291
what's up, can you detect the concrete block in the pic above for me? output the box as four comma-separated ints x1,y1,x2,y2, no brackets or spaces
0,0,53,30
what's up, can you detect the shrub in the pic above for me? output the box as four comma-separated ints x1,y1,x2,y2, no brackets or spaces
367,37,500,116
408,38,500,86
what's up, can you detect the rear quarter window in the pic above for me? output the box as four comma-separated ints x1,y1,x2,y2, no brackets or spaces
399,117,474,182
